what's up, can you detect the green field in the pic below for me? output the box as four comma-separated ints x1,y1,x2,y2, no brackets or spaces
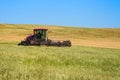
0,43,120,80
0,24,120,80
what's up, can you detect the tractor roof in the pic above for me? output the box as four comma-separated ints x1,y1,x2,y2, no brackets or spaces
34,28,48,31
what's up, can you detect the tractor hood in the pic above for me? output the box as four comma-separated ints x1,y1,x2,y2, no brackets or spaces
26,34,34,40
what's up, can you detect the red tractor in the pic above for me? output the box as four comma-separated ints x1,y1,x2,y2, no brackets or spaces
18,28,71,47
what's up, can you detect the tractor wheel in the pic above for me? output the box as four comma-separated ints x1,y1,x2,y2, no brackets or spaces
18,41,28,46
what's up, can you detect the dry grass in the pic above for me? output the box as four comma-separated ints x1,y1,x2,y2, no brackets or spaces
0,24,120,49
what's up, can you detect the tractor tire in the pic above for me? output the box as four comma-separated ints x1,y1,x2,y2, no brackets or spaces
18,41,28,46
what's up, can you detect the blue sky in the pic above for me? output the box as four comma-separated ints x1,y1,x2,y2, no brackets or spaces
0,0,120,28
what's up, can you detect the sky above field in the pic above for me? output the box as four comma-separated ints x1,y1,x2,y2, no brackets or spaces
0,0,120,28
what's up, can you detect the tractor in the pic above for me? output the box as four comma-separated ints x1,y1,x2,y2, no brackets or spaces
18,28,71,47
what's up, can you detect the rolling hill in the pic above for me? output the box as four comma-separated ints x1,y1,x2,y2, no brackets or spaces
0,24,120,49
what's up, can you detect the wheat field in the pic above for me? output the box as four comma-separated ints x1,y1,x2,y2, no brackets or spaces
0,24,120,80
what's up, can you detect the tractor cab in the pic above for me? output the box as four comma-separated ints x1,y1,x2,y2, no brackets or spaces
33,28,48,41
